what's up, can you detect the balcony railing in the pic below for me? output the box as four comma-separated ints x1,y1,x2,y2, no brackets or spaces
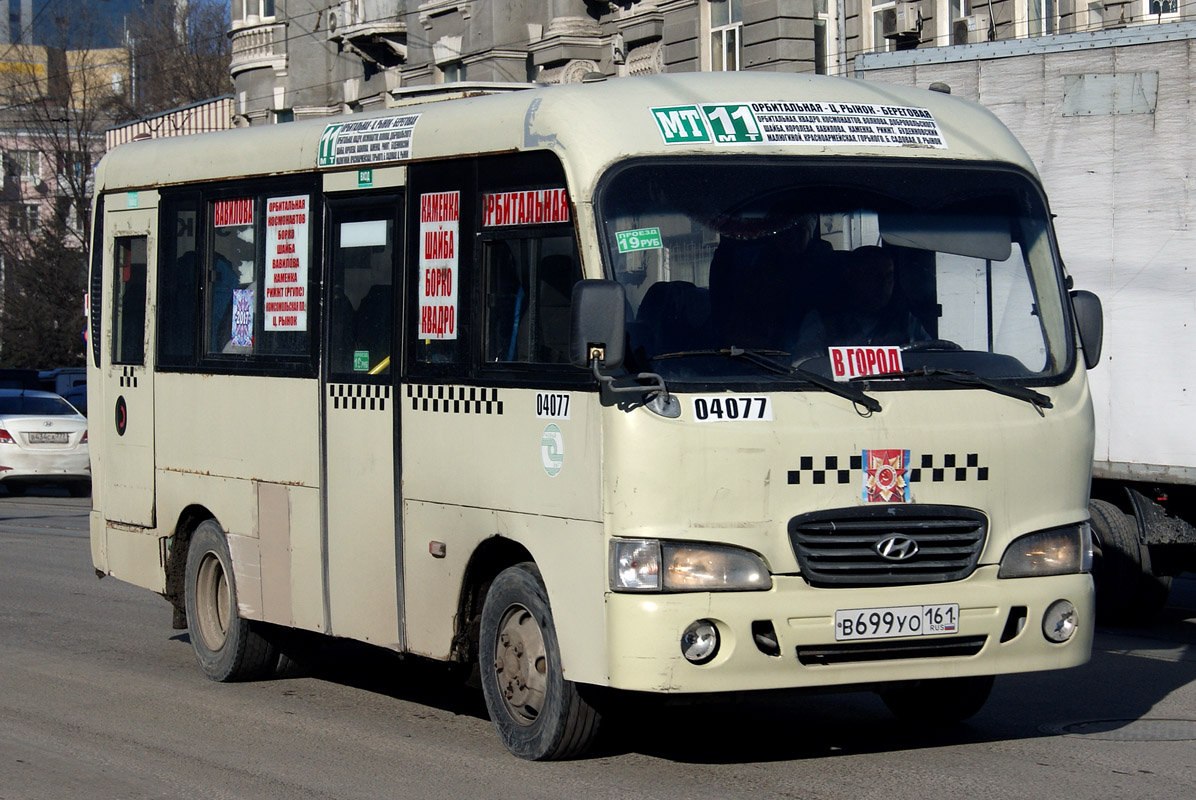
230,22,288,76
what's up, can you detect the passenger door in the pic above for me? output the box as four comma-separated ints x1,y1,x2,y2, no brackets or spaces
322,194,404,647
97,195,157,527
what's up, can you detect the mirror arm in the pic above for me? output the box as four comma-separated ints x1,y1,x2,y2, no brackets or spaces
590,356,672,402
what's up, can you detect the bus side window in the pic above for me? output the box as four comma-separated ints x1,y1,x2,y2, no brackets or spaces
483,235,579,364
207,198,257,356
112,236,148,365
158,198,200,367
329,216,395,376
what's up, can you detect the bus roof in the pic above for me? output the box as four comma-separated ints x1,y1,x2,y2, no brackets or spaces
94,71,1037,196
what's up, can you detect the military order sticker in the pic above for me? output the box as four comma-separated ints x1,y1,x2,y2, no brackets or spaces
541,424,564,477
863,449,911,503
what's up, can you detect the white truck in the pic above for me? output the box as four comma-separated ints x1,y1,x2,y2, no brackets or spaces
857,20,1196,623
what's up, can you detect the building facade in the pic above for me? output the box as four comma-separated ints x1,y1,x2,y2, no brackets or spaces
196,0,1196,124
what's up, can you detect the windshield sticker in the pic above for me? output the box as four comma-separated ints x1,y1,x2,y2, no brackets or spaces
616,227,663,253
213,198,253,227
231,288,254,348
692,396,773,422
264,195,309,332
541,423,564,477
317,113,420,168
863,449,911,503
651,102,947,149
419,191,459,340
829,346,904,382
483,188,569,227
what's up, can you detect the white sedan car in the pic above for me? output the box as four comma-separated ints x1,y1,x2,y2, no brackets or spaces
0,389,90,497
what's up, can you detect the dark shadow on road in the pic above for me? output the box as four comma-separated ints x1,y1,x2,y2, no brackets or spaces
164,576,1196,764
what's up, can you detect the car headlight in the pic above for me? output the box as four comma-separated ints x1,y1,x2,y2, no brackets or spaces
611,539,772,592
998,523,1093,578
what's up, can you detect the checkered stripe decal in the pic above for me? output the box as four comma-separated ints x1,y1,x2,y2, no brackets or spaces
119,366,139,388
787,453,988,485
329,383,389,411
407,384,503,415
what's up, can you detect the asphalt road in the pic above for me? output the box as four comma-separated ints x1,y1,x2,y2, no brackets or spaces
2,493,1194,799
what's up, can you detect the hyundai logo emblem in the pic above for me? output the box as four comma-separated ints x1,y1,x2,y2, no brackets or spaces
875,535,919,561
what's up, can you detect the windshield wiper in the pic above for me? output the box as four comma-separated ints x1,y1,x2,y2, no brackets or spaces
653,347,882,413
850,366,1052,413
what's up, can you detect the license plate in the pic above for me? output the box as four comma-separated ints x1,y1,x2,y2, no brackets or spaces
834,603,960,641
28,432,69,444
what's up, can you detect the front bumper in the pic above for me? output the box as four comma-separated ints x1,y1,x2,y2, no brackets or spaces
601,566,1093,693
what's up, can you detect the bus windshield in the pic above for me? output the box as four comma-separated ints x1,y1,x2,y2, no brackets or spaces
599,159,1070,386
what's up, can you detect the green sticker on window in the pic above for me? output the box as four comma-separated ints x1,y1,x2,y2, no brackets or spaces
358,168,373,188
615,227,663,253
354,350,370,371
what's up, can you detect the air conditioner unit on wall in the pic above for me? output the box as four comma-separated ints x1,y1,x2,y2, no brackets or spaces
952,15,990,45
882,3,922,39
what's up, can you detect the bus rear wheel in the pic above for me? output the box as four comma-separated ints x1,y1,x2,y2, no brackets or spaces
479,562,601,760
184,519,278,682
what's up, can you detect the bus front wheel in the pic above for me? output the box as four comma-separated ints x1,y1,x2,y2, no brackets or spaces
479,562,601,760
184,520,278,682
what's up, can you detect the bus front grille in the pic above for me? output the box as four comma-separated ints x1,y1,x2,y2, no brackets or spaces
788,506,987,587
796,635,988,665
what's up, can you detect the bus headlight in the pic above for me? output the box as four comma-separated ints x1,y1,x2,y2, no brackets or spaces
998,524,1092,578
611,539,772,592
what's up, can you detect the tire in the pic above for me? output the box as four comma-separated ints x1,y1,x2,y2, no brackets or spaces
479,563,601,760
184,519,278,682
1088,500,1170,625
880,675,994,726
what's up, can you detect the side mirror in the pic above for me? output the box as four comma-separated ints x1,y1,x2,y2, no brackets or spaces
1070,289,1103,370
570,280,625,370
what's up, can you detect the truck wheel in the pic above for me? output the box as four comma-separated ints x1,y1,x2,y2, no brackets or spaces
479,563,601,760
184,520,278,682
880,675,994,726
1088,500,1170,624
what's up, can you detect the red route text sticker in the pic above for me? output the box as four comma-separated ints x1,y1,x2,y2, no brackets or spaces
828,346,903,382
419,191,459,339
482,188,569,227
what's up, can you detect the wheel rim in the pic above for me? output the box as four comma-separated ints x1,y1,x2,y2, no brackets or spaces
194,551,231,652
492,603,549,726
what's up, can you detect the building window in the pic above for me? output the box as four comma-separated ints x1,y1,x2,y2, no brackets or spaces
1028,0,1056,37
234,0,275,23
7,204,38,233
710,0,743,71
950,0,971,20
872,1,896,53
1146,0,1178,15
814,0,828,75
5,149,39,182
439,61,466,84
